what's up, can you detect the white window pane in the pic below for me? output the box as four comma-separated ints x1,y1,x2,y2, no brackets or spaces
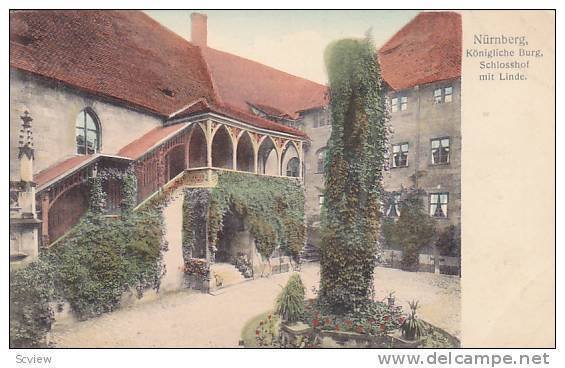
445,86,453,95
391,97,398,105
440,194,448,203
86,113,97,130
441,138,450,147
392,145,400,153
430,194,438,203
401,96,407,103
429,204,437,216
395,204,400,216
434,89,442,97
432,140,440,148
444,94,452,103
441,204,448,216
401,144,408,152
391,104,398,112
400,103,407,111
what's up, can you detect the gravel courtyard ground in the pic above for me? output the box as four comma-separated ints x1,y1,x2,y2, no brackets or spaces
50,263,460,347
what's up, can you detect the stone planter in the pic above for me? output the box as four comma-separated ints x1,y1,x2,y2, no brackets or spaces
390,330,425,348
280,322,312,347
281,320,429,348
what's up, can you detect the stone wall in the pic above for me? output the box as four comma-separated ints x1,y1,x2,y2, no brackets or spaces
301,78,462,248
10,69,163,180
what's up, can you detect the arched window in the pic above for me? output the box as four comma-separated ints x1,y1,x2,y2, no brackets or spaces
75,109,100,155
316,147,327,173
286,157,300,177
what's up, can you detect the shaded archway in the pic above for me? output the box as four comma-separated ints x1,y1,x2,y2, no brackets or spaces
166,145,186,181
236,132,255,172
211,126,234,169
48,183,89,242
188,125,207,168
258,137,278,175
281,141,300,177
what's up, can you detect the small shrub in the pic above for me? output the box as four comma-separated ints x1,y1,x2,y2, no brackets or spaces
436,224,461,257
275,274,305,322
9,259,57,348
401,300,425,340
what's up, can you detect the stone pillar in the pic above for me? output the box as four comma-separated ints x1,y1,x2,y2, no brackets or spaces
10,111,42,262
298,141,304,179
232,140,238,171
206,120,212,168
40,193,50,246
253,145,259,175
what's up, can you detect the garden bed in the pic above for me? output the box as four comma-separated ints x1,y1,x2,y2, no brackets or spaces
241,309,460,348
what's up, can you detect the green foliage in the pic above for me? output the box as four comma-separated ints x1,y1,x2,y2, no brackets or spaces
89,176,107,215
384,188,436,270
319,36,389,313
275,274,306,322
46,205,164,319
9,259,57,348
401,300,425,340
436,224,461,257
304,298,403,336
187,171,305,260
120,167,138,214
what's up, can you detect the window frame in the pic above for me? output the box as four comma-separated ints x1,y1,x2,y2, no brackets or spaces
429,192,449,218
430,137,451,165
75,108,101,155
391,142,409,168
386,193,401,217
390,93,408,113
433,86,453,104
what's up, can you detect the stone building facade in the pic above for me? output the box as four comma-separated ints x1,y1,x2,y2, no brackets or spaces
9,10,321,265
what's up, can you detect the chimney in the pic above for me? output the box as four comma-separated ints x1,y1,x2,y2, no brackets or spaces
191,13,207,47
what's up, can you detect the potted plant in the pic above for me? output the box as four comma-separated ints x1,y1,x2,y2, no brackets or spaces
400,300,424,341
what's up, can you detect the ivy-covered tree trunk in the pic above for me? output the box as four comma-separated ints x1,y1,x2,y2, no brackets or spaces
319,37,388,314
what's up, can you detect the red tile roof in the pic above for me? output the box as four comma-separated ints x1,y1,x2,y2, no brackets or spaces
117,123,190,160
201,47,328,119
34,155,94,189
9,10,321,138
10,10,217,116
174,100,309,139
378,11,462,91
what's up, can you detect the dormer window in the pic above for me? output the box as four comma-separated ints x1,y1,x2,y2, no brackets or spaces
75,109,100,155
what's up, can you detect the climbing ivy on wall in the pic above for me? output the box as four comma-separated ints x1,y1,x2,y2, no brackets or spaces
10,176,166,346
182,171,306,262
318,36,389,314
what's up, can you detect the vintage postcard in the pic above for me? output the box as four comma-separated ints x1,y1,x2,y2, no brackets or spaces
7,7,555,359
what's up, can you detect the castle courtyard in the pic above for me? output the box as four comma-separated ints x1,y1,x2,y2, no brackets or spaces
50,264,460,348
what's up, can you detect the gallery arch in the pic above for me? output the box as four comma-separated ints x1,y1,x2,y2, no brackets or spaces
211,126,234,169
236,132,255,173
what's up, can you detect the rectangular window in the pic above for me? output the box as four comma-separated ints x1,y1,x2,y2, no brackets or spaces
386,193,401,217
392,143,409,168
429,193,449,218
431,137,450,165
390,95,408,112
391,97,399,113
400,96,408,111
318,195,325,209
434,86,453,104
